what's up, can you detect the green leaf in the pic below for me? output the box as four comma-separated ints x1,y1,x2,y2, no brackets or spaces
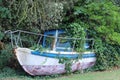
0,31,4,40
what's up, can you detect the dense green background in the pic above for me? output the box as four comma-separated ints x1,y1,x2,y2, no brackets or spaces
0,0,120,76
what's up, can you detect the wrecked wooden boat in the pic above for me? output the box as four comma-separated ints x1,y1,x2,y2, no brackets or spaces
6,29,96,75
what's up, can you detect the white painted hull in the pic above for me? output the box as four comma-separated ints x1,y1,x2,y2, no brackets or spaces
15,48,96,75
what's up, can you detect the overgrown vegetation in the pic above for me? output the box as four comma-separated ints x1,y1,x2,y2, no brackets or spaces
0,0,120,78
62,0,120,70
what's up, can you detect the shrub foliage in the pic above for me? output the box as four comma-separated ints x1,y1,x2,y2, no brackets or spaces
62,0,120,70
0,0,120,71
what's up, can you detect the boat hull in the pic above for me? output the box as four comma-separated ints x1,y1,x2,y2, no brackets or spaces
15,48,96,75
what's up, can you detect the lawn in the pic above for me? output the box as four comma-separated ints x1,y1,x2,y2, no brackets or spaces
49,69,120,80
0,68,120,80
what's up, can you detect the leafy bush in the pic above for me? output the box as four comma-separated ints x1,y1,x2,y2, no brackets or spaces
0,0,73,31
94,39,120,70
63,0,120,70
66,23,86,52
0,44,18,69
0,67,16,77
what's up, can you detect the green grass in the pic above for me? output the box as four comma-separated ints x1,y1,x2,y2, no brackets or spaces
49,69,120,80
0,67,120,80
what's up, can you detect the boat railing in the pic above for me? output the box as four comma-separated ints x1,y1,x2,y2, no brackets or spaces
5,30,94,52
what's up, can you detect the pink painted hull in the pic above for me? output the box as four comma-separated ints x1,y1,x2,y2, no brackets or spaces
22,62,95,75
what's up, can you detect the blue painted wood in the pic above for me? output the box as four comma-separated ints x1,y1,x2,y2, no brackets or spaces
31,51,95,59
